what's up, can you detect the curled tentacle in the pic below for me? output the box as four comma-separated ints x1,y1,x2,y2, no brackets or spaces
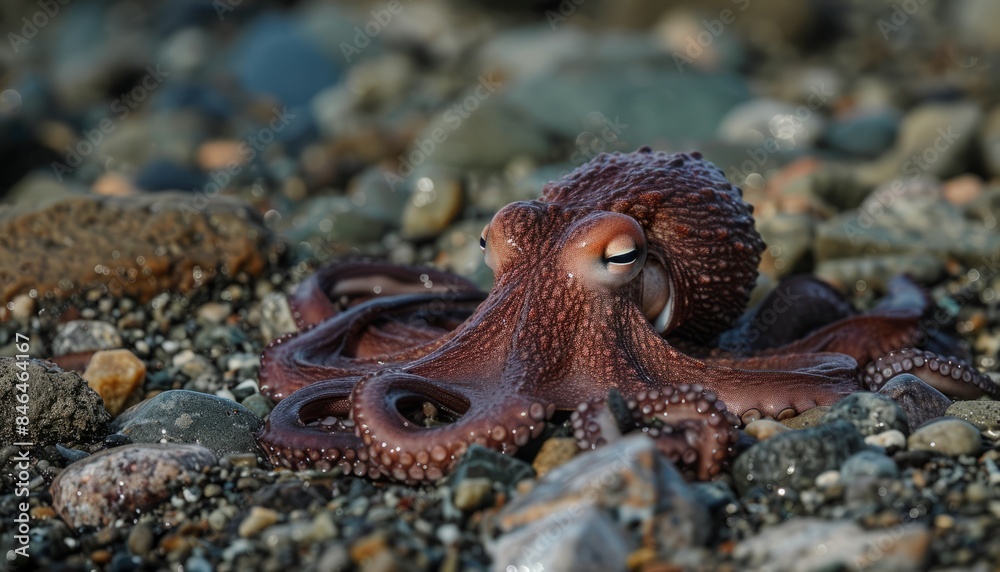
289,260,483,329
257,377,380,477
352,371,556,483
259,292,484,401
862,348,1000,400
570,384,740,480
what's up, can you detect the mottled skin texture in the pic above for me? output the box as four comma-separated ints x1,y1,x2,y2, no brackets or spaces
257,148,999,483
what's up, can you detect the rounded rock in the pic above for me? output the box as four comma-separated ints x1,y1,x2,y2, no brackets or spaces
907,417,982,457
823,392,909,436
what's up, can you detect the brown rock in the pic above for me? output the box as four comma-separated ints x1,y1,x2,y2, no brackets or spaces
531,437,579,477
50,443,217,528
82,349,146,416
0,193,278,305
780,406,830,430
744,419,790,441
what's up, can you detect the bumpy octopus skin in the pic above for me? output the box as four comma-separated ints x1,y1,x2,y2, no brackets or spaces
257,148,1000,483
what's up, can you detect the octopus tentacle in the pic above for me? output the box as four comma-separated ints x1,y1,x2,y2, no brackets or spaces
351,371,555,483
257,377,379,477
862,348,1000,400
259,292,484,401
289,260,483,329
571,384,740,480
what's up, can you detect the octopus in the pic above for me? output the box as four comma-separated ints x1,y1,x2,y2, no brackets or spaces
257,148,1000,483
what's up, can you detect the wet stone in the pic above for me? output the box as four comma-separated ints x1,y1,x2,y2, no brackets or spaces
82,349,146,416
733,420,867,495
823,392,910,436
877,374,953,429
50,444,217,529
840,450,899,480
112,389,263,457
907,417,982,457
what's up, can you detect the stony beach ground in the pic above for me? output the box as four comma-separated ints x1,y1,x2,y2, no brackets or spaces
3,0,1000,570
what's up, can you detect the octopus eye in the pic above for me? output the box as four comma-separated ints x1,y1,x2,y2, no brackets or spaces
605,249,638,265
479,225,489,251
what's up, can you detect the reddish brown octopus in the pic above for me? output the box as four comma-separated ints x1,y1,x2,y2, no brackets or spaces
257,148,1000,483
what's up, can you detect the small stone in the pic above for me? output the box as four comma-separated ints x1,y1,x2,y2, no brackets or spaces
965,482,991,504
453,477,493,512
733,420,866,495
448,444,534,490
436,523,461,546
241,393,274,419
196,302,232,325
400,165,464,240
823,392,910,436
841,450,899,480
350,531,388,564
112,390,263,457
943,174,983,206
127,523,155,558
907,417,982,457
52,320,123,357
238,507,280,538
197,140,246,171
8,294,35,321
865,429,907,451
945,400,1000,441
779,406,830,429
744,419,790,441
50,444,216,528
877,375,952,429
815,470,842,489
531,437,579,477
259,292,298,343
82,349,146,416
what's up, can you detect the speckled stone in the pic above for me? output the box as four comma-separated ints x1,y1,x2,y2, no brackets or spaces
907,417,982,457
823,392,909,436
733,420,867,494
531,437,579,477
112,390,263,457
52,320,123,357
50,443,217,528
0,357,110,446
944,400,1000,441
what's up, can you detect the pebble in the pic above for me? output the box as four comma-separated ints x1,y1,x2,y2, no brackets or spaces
531,437,579,477
196,302,233,325
52,320,123,357
241,393,274,419
400,165,465,240
779,406,830,430
259,292,299,343
238,507,281,538
82,349,146,416
127,523,155,559
823,392,910,436
907,417,983,457
944,400,1000,441
112,389,263,457
50,444,217,528
452,477,493,512
864,429,908,452
734,518,930,572
7,293,36,321
448,444,534,491
718,98,824,148
744,419,790,441
733,420,867,494
876,374,953,429
841,450,899,480
0,357,110,446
